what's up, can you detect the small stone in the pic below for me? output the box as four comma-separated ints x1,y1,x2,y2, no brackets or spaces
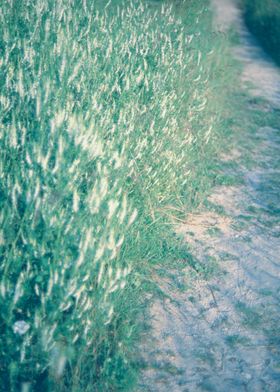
242,372,252,381
13,320,30,335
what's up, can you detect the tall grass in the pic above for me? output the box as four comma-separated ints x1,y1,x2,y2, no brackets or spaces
0,0,230,390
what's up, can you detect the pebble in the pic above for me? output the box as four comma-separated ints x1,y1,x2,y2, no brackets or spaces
13,320,30,335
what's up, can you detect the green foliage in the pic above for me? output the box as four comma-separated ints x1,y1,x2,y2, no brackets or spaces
235,301,263,329
241,0,280,65
0,0,230,390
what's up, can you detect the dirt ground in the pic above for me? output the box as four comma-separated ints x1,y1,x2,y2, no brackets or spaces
139,1,280,391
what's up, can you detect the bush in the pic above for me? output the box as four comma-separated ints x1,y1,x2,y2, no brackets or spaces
0,0,229,390
241,0,280,65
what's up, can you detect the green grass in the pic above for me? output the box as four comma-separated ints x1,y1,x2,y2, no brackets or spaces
240,0,280,65
225,334,251,348
235,301,263,329
0,0,236,390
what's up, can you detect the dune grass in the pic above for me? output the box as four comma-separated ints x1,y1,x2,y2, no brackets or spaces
0,0,233,390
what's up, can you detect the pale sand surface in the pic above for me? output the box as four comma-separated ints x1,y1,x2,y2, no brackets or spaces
139,1,280,391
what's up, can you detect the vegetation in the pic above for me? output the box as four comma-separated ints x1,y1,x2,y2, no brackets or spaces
241,0,280,65
0,0,232,390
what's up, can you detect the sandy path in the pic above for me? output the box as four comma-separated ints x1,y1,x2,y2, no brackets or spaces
139,1,280,391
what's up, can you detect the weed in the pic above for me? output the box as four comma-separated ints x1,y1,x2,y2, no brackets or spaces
225,334,251,348
235,301,262,329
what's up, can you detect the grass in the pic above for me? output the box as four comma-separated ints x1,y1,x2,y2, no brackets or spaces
235,301,263,329
0,0,237,390
240,0,280,65
225,334,251,348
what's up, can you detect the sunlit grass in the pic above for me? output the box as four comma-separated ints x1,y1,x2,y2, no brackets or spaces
0,0,231,390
